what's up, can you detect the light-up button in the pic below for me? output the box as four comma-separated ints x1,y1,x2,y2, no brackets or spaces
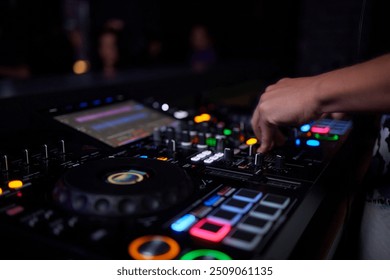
215,153,224,158
246,138,258,146
189,218,231,242
180,249,232,260
260,194,290,209
311,125,330,134
223,229,262,251
300,124,311,132
204,194,221,207
238,216,272,234
250,204,282,221
0,188,3,195
128,235,180,260
221,198,253,214
233,189,262,203
171,214,197,232
191,156,201,162
201,150,212,156
204,158,214,164
8,180,23,189
208,208,242,225
156,157,168,161
306,139,320,147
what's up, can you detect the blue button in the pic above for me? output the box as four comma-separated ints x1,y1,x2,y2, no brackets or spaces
221,198,253,214
204,194,221,207
306,139,320,147
171,214,197,232
295,139,301,146
139,155,148,158
300,124,311,132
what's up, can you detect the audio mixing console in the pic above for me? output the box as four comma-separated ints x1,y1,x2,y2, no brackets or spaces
0,96,352,259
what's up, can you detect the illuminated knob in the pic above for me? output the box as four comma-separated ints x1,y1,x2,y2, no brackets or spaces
128,235,180,260
224,148,234,162
246,138,258,157
8,180,23,189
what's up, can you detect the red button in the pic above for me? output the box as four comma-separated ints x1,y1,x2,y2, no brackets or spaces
311,126,330,134
189,218,231,242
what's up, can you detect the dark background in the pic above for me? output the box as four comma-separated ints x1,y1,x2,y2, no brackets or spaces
0,0,389,96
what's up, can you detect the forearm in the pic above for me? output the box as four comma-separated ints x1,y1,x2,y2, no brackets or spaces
317,54,390,114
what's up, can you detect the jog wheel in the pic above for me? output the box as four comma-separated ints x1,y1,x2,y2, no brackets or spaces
53,158,194,217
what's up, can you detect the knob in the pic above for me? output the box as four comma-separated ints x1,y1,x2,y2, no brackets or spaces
166,127,175,141
275,154,285,169
181,130,191,147
197,133,207,149
224,148,234,162
254,153,263,167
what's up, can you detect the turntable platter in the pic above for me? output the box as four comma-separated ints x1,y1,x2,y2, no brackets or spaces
52,158,194,217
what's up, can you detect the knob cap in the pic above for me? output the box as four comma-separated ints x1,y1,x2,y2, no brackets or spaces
254,153,264,167
224,148,234,162
275,154,285,169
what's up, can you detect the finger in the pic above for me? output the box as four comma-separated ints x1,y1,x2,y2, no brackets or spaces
258,121,275,153
251,106,262,141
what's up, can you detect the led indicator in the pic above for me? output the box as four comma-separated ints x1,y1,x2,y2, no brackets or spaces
194,114,211,123
139,155,148,159
295,139,301,146
171,214,197,232
206,137,217,147
306,139,320,147
246,138,257,146
204,194,221,207
314,134,339,141
300,124,311,132
73,60,89,75
311,126,330,134
0,188,3,195
223,129,232,136
157,157,168,161
180,249,231,260
8,180,23,189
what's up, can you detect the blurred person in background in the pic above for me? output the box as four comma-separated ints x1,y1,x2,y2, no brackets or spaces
189,25,216,72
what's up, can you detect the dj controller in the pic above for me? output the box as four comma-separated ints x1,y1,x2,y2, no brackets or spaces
0,95,353,260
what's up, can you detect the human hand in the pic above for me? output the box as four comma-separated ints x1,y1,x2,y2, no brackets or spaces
251,77,323,152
